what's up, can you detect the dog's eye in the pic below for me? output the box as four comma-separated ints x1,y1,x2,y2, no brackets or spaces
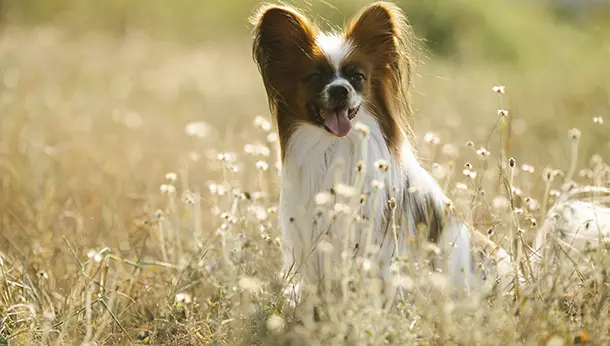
305,72,321,84
349,72,365,83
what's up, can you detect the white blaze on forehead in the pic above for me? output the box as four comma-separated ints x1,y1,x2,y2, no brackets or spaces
315,33,353,70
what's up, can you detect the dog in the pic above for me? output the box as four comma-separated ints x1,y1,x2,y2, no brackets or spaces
252,1,509,304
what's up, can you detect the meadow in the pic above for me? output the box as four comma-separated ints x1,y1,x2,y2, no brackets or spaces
1,0,610,345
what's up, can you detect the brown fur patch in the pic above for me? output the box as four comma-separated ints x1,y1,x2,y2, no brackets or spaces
252,2,416,161
252,5,325,159
345,2,415,159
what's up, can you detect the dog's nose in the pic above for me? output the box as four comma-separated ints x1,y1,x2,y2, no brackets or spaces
328,84,349,100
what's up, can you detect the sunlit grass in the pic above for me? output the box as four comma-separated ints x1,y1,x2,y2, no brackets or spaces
0,17,609,346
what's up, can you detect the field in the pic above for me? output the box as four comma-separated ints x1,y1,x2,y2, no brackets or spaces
1,0,610,345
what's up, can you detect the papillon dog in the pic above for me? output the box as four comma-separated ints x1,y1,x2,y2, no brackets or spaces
252,2,509,302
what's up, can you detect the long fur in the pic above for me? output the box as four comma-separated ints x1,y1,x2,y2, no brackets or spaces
252,2,480,302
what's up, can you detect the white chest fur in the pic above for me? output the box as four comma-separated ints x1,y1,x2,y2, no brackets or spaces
278,111,474,298
278,112,405,286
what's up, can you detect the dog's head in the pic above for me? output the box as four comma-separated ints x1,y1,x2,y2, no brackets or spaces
252,2,413,156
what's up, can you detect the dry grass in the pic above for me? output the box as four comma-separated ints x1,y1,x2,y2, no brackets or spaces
0,19,609,346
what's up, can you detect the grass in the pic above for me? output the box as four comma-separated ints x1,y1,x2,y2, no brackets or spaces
1,1,610,345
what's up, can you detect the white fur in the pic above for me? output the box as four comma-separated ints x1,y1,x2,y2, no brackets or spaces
278,110,473,300
278,33,472,303
316,33,352,70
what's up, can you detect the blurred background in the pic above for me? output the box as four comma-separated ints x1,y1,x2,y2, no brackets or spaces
0,1,609,343
2,0,608,159
0,0,608,246
0,0,609,248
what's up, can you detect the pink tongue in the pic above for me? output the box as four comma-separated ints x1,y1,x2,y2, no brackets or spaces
324,108,352,137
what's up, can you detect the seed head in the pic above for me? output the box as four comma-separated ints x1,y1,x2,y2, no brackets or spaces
317,241,334,253
335,183,357,197
184,121,211,138
165,172,177,182
181,191,196,204
579,169,594,179
255,160,269,171
359,194,367,204
492,85,506,94
175,292,192,304
253,116,272,131
315,192,332,205
267,132,278,143
333,203,351,214
424,132,440,145
371,179,385,190
455,183,468,191
217,152,237,162
527,217,538,227
509,157,516,168
354,122,370,137
497,109,509,117
492,196,509,210
542,167,554,182
356,160,365,172
593,116,604,124
476,147,491,159
568,128,581,141
160,184,176,195
375,159,391,172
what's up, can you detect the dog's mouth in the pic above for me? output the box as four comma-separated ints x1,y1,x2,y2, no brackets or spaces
310,105,360,137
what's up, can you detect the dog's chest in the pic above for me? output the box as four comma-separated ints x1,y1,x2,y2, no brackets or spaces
279,115,404,232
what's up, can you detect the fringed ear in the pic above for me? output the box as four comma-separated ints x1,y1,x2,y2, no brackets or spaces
345,2,414,154
252,5,317,102
345,2,409,71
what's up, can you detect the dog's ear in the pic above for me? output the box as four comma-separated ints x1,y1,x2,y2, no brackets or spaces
252,5,316,96
345,2,407,66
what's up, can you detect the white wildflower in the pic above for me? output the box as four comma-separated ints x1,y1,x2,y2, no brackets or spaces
497,109,509,117
371,179,385,190
492,85,506,94
315,192,332,205
184,121,211,138
175,293,192,304
165,172,177,182
492,196,510,210
267,132,278,143
317,241,334,254
255,160,269,171
335,183,356,197
254,116,272,131
423,132,440,145
160,184,176,195
354,122,370,137
374,159,391,172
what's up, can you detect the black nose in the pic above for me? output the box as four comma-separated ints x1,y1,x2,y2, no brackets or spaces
328,84,349,100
